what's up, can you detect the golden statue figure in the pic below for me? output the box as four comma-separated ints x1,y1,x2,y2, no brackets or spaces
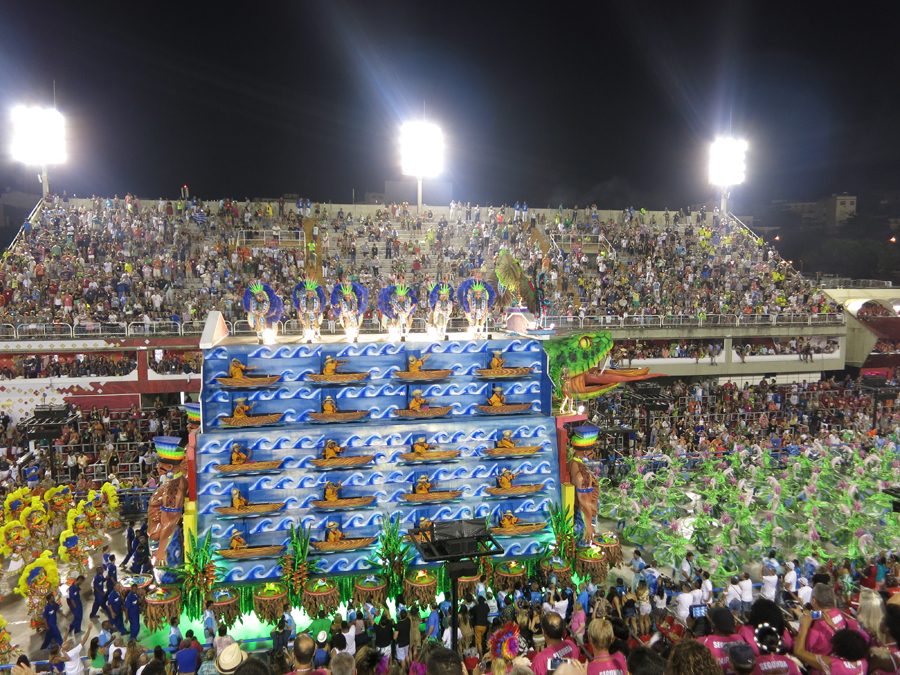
499,510,520,528
322,395,337,414
408,390,428,412
232,399,254,418
229,358,254,379
229,531,247,549
231,488,248,509
487,386,506,407
325,521,344,542
489,350,505,370
324,481,341,502
497,468,517,490
322,356,345,376
496,430,517,448
408,354,429,373
412,437,432,455
230,443,250,465
414,476,432,494
323,440,343,460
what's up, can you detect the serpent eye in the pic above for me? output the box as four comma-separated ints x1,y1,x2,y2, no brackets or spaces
578,336,593,350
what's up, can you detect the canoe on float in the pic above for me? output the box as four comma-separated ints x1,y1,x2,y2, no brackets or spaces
400,490,463,503
213,460,283,473
485,484,543,497
308,410,369,423
309,455,375,469
218,545,284,559
214,502,285,516
215,375,282,388
309,496,376,510
219,413,284,427
395,370,453,381
477,403,532,415
490,522,547,537
394,406,452,419
484,446,541,458
306,373,368,384
398,450,460,463
475,367,533,378
311,537,377,552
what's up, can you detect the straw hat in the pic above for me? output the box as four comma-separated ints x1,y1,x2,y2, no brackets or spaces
215,644,248,675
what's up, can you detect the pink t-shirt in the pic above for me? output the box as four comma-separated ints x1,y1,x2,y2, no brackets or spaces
697,634,747,673
738,624,795,655
531,641,582,675
824,658,867,675
751,653,802,675
804,610,868,657
587,652,628,675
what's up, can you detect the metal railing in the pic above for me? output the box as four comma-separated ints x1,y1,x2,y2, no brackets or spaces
237,228,306,248
545,313,845,330
0,310,846,343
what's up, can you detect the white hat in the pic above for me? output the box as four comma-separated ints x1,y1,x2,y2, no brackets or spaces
786,561,795,570
215,644,248,675
316,630,327,644
798,577,808,586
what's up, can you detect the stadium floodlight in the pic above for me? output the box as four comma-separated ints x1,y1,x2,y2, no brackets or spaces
400,120,444,213
10,105,66,198
709,137,747,220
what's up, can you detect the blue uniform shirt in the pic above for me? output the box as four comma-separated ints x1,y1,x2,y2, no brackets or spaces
108,589,122,614
92,572,106,595
68,584,82,612
43,600,60,626
125,591,140,617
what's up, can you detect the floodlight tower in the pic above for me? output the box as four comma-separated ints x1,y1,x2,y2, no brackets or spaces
708,137,748,219
10,105,67,199
400,120,444,214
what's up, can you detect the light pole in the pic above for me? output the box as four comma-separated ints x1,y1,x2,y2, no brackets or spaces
708,137,748,218
400,120,443,214
10,105,66,199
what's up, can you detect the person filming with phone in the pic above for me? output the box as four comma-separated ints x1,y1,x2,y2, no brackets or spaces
531,612,582,675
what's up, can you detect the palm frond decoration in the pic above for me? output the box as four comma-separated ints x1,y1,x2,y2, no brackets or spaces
280,524,319,608
366,513,413,597
164,531,222,620
548,501,577,567
494,248,536,310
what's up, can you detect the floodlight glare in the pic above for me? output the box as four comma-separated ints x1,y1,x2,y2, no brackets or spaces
708,137,747,188
400,121,443,179
10,106,66,166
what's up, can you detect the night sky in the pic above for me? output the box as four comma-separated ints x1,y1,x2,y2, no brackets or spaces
1,1,899,210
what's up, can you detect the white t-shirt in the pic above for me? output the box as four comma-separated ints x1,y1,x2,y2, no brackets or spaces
761,574,778,601
739,579,754,602
343,625,357,655
680,558,693,580
441,626,462,649
798,585,812,605
653,594,668,610
700,579,713,603
675,592,693,620
783,569,797,593
725,584,741,606
65,644,85,675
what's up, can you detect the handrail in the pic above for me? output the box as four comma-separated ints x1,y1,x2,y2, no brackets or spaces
546,313,845,330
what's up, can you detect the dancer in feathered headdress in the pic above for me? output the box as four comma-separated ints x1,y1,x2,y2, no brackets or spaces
292,279,327,342
331,280,368,342
243,280,283,343
58,529,88,579
15,551,59,630
457,275,496,338
379,281,419,340
428,282,454,340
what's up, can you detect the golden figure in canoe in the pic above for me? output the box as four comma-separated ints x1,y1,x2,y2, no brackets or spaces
487,386,506,407
322,356,345,376
322,395,337,414
232,398,255,418
496,430,517,448
497,468,517,490
499,510,520,528
490,351,505,370
231,443,250,465
324,481,342,502
415,476,432,494
408,354,429,373
229,358,254,379
412,437,432,455
229,531,247,549
231,488,248,509
323,440,343,460
325,521,344,542
408,390,428,412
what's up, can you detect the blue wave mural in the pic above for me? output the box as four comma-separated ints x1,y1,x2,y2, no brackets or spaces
197,336,556,580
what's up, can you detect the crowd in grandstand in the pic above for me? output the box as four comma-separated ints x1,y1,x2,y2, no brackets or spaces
0,354,137,379
0,192,841,337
